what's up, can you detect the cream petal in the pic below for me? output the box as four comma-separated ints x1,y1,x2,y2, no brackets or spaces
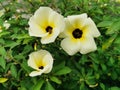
43,65,53,73
61,37,81,55
80,36,97,54
28,56,39,70
84,18,101,37
41,28,60,44
28,17,48,37
67,13,87,28
49,11,65,32
34,7,52,27
42,52,53,65
28,50,50,70
29,71,43,77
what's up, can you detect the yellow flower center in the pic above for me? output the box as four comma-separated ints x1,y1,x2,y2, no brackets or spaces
38,66,44,69
46,26,52,34
72,28,83,39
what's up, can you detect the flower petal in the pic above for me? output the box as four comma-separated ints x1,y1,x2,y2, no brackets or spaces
49,11,65,32
29,71,43,77
42,53,53,73
67,13,87,28
28,56,39,70
61,37,81,55
28,50,50,70
28,50,53,77
34,7,52,27
41,27,60,44
28,17,48,37
80,36,97,54
84,18,101,37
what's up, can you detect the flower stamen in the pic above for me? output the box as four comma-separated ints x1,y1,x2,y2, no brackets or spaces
72,28,83,39
46,26,52,34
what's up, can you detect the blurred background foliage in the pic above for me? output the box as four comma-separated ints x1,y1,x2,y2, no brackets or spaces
0,0,120,90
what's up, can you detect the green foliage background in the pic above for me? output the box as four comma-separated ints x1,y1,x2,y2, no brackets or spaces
0,0,120,90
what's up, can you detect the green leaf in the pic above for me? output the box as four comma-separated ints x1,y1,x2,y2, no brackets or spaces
101,64,107,71
102,34,117,50
111,71,118,80
33,79,44,90
100,83,105,90
5,41,20,49
0,57,6,69
106,21,120,35
45,81,55,90
80,83,88,90
0,47,6,56
10,64,17,78
52,61,65,73
97,21,113,27
0,31,10,37
86,76,96,85
50,76,61,84
54,66,71,75
0,78,8,83
109,86,120,90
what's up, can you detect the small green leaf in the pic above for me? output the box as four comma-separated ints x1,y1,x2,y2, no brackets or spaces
102,34,117,50
100,83,105,90
101,64,107,71
45,81,55,90
33,79,44,90
111,71,118,80
50,76,61,84
80,82,88,90
0,31,10,37
52,61,65,73
109,86,120,90
0,57,6,69
10,64,17,78
54,66,71,75
106,21,120,35
97,21,113,27
86,76,96,85
0,47,6,56
0,78,8,83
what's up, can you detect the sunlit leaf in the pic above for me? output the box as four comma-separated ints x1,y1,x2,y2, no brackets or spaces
0,78,8,83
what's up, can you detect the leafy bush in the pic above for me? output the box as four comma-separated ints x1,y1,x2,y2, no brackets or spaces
0,0,120,90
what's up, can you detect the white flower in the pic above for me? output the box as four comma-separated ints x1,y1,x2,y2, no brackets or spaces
28,50,53,77
3,21,10,29
0,9,5,17
0,21,10,33
28,7,65,44
60,13,100,55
